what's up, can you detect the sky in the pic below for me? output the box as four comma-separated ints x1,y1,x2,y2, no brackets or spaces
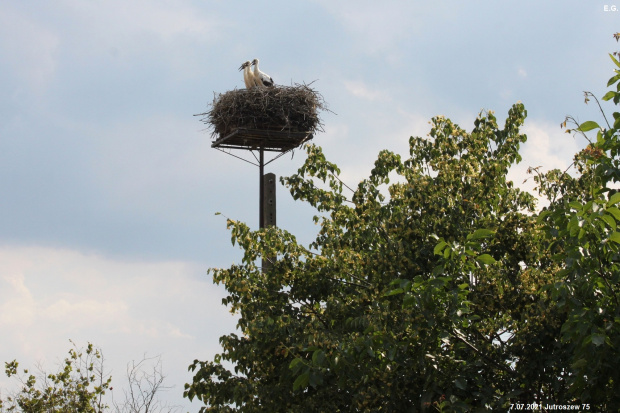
0,1,618,410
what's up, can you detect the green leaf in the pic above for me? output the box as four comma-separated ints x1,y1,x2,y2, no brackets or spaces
607,206,620,221
578,227,586,240
403,294,417,307
602,90,617,101
571,358,588,369
430,277,449,288
610,53,620,69
602,213,617,231
536,210,551,223
578,121,601,132
607,72,620,87
568,215,580,237
293,372,309,391
289,358,303,370
312,350,325,366
434,241,447,256
476,254,496,265
609,232,620,244
568,201,583,210
468,228,495,240
608,192,620,207
431,264,444,277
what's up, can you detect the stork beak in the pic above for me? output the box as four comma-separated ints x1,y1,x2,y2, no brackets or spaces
238,64,245,71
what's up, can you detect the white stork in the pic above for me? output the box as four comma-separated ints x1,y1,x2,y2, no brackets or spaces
251,58,274,88
238,60,254,89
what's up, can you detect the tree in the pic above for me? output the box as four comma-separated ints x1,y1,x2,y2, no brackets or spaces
1,341,181,413
112,356,182,413
186,104,548,411
532,33,620,406
1,341,111,413
185,37,620,412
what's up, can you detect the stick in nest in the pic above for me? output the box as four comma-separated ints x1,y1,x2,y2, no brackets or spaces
195,83,330,140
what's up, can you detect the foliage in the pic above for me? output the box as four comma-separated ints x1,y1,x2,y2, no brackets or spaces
187,104,550,412
1,341,111,413
532,35,620,406
186,35,620,412
0,342,181,413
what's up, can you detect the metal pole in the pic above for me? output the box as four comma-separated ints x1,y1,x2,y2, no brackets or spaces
259,146,264,229
263,173,276,228
262,172,276,272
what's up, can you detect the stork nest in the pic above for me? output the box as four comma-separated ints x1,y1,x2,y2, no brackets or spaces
197,83,328,139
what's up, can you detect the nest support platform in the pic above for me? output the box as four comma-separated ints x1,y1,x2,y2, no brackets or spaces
211,128,313,152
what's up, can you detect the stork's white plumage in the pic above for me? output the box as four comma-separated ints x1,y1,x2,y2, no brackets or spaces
251,58,274,88
239,60,254,89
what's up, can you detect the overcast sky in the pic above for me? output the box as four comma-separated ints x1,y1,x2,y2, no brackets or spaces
0,1,618,410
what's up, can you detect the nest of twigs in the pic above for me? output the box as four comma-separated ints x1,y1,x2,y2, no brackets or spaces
197,83,328,139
